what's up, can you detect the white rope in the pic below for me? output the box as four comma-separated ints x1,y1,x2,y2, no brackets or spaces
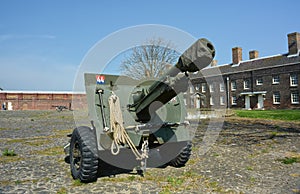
108,92,145,160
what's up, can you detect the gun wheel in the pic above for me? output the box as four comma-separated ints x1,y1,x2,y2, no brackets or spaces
70,126,99,183
169,141,192,168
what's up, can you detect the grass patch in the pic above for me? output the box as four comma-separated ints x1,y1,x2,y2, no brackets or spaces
2,148,17,156
33,146,64,156
53,129,73,138
246,166,254,171
99,169,228,193
234,109,300,121
24,139,52,146
0,154,24,163
250,177,256,183
57,187,68,194
0,156,24,163
0,180,12,186
0,179,38,186
278,157,300,164
72,179,84,186
166,176,184,187
6,138,27,144
6,136,52,145
0,127,20,131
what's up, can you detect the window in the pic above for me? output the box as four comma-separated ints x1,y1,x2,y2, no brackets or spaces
244,79,251,90
209,84,214,92
189,86,194,93
290,74,298,86
190,96,195,107
273,92,280,104
272,75,280,84
201,83,206,93
220,83,225,92
195,84,200,91
256,77,263,85
210,97,214,105
220,96,226,105
196,98,201,108
231,96,237,105
291,91,299,104
231,81,237,91
183,98,187,106
201,99,206,107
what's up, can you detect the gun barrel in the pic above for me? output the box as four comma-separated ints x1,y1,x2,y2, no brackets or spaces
129,38,215,122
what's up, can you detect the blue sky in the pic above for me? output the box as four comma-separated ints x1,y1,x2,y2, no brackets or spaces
0,0,299,91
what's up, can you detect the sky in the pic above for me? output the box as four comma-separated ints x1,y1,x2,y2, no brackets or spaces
0,0,299,91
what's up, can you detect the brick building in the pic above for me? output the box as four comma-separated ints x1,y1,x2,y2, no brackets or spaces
189,32,300,110
0,91,86,110
1,32,299,111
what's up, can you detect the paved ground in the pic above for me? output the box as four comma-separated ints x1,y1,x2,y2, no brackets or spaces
0,110,299,193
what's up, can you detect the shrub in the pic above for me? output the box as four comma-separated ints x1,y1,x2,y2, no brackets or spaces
2,148,17,156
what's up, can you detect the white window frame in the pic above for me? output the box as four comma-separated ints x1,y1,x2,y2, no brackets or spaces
220,96,225,105
290,74,298,86
209,84,214,92
231,81,237,91
210,97,214,105
273,92,280,104
291,91,299,104
189,86,194,93
244,79,250,90
272,75,280,84
201,83,206,93
190,96,195,107
231,96,237,105
183,98,187,106
256,77,263,85
220,83,225,92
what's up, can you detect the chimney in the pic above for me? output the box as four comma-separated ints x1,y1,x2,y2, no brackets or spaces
211,59,218,67
232,47,242,64
288,32,300,55
249,50,259,60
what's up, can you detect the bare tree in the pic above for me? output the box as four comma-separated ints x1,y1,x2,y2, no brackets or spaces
120,38,179,79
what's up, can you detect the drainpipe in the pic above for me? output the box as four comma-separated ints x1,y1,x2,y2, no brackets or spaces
226,77,230,109
251,70,254,93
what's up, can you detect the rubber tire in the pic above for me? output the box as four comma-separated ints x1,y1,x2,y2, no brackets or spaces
70,126,99,183
169,141,192,168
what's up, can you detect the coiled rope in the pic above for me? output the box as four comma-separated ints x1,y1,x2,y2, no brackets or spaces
108,92,147,160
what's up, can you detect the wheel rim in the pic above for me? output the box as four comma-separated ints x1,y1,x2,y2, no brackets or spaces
72,141,82,171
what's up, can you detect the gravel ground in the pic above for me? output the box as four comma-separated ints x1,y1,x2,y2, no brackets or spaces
0,110,299,194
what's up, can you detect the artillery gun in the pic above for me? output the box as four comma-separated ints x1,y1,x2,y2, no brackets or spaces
64,38,215,182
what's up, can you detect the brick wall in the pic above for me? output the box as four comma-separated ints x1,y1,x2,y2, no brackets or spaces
0,92,86,110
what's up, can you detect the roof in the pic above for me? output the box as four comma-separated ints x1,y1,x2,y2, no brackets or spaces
191,52,300,79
